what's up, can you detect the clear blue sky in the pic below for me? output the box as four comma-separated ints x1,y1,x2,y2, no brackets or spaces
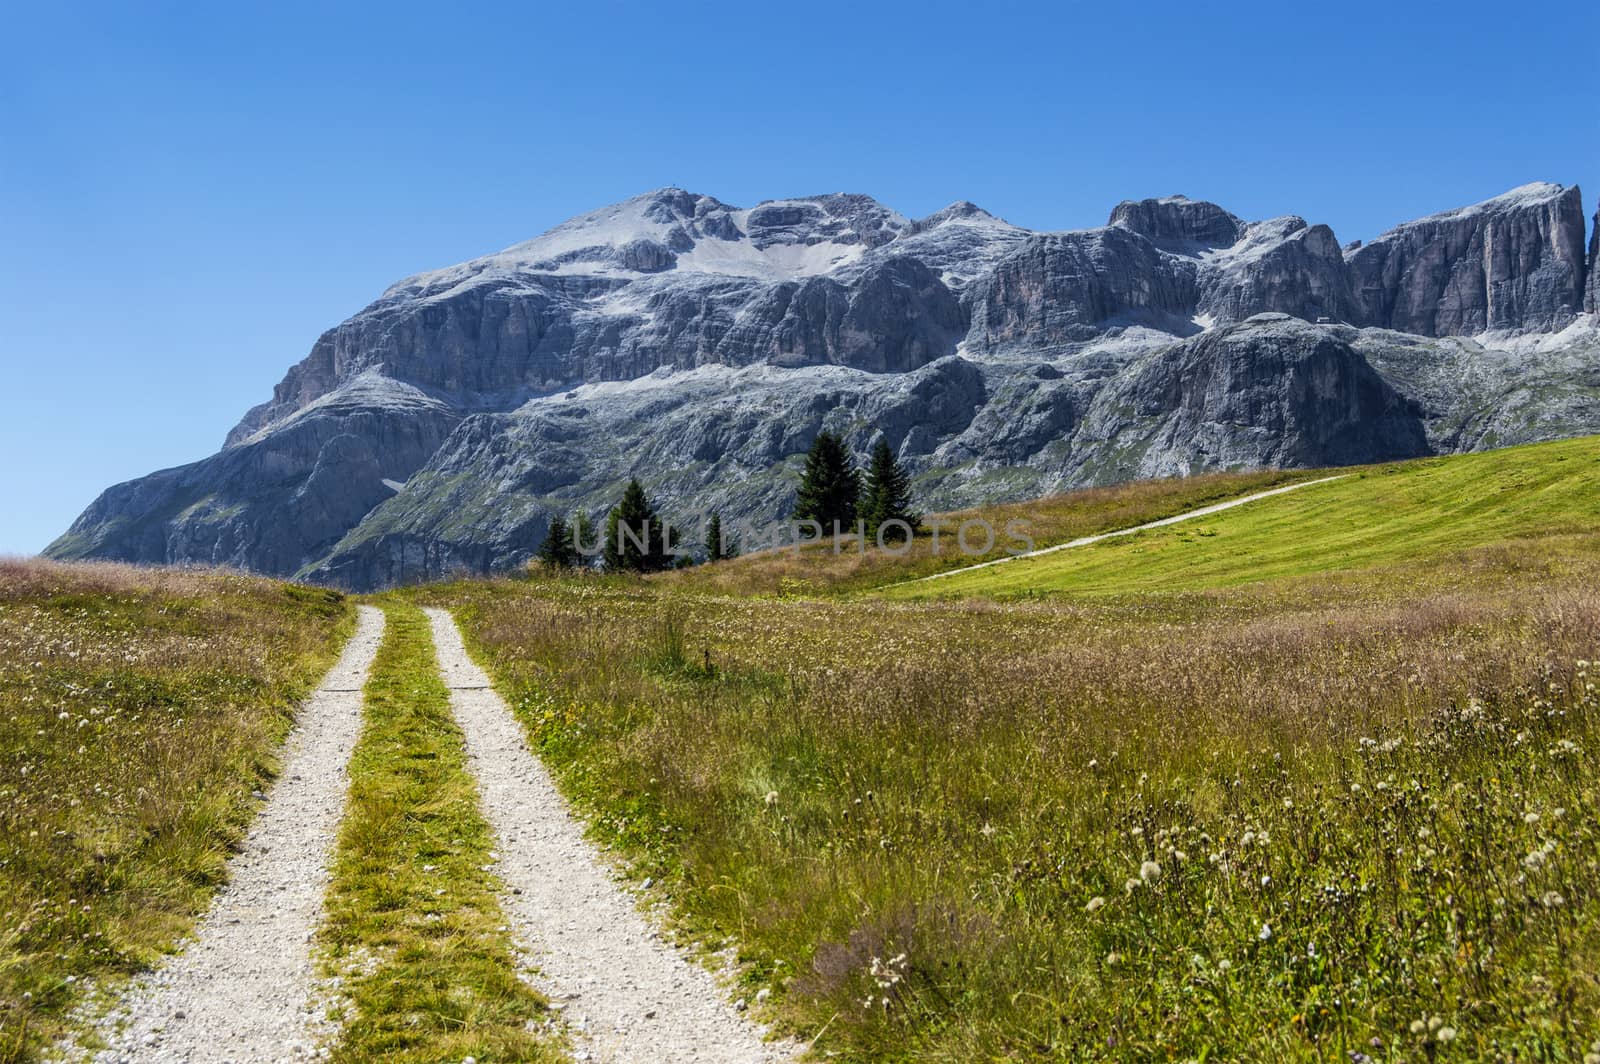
3,0,1596,555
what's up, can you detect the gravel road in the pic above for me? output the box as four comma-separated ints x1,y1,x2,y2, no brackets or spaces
423,607,795,1063
75,605,386,1064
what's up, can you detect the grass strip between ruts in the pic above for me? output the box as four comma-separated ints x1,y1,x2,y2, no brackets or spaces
320,602,563,1062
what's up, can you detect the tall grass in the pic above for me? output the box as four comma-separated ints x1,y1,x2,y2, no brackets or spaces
423,536,1600,1060
0,560,350,1062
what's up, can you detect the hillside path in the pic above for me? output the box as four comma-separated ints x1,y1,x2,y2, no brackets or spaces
423,608,796,1064
911,474,1349,584
77,605,386,1064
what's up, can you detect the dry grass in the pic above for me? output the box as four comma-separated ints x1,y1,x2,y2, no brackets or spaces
0,559,350,1062
416,533,1600,1060
657,468,1308,596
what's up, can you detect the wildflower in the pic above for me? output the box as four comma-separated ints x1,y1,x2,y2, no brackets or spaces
1542,891,1565,909
1437,1027,1456,1043
1085,896,1106,913
1409,1020,1426,1035
1524,812,1540,825
1124,878,1141,894
1523,849,1547,871
1241,831,1256,847
763,791,778,807
1139,860,1162,884
1104,951,1122,966
1216,959,1231,972
1257,923,1272,941
1087,758,1098,770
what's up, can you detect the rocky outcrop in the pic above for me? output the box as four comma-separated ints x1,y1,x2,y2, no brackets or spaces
965,227,1199,352
50,181,1600,589
55,383,460,576
1109,195,1243,249
1347,183,1588,336
1198,218,1360,325
1069,316,1430,482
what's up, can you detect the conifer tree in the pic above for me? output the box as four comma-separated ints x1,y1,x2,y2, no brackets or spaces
860,437,920,543
705,512,737,561
793,431,860,535
573,509,600,566
535,514,579,569
604,479,676,572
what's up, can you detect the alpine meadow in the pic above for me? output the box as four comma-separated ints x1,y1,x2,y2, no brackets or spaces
8,5,1600,1060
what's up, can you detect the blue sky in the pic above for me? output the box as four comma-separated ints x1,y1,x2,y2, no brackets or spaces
2,0,1596,554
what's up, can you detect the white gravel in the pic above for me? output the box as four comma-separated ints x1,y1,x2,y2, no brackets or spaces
72,605,386,1064
423,608,796,1064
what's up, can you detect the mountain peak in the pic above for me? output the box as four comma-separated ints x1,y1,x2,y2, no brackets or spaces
1108,195,1244,248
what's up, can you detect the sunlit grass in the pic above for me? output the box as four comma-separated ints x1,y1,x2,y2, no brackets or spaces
885,435,1600,599
0,560,350,1063
413,440,1600,1058
319,602,562,1062
658,468,1310,596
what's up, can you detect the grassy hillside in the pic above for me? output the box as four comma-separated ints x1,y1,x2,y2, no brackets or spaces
659,468,1309,596
882,435,1600,599
0,560,350,1063
415,437,1600,1059
421,504,1600,1060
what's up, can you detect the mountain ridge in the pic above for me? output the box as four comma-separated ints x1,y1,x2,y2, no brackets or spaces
50,180,1600,589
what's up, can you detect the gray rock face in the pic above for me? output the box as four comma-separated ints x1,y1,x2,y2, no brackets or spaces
1589,204,1599,315
965,227,1199,352
55,377,460,576
1109,195,1244,248
1068,316,1429,482
50,181,1600,589
1347,183,1588,336
1197,218,1360,325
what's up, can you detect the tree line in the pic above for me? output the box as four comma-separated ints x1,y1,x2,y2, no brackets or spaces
536,431,918,573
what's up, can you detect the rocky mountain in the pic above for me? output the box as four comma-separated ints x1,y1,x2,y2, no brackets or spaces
1347,183,1589,335
49,181,1600,589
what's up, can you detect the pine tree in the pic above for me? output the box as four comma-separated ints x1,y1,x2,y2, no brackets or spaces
705,512,736,562
604,479,676,572
860,437,920,544
793,431,860,535
573,509,600,566
536,514,579,569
